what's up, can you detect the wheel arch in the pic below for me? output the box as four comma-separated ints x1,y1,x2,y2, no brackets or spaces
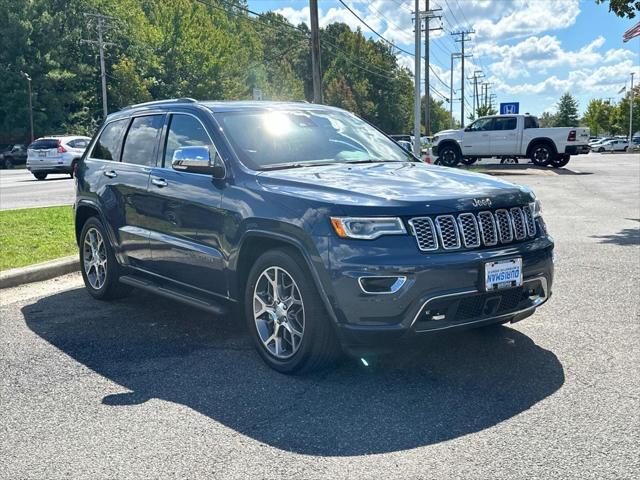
438,139,462,156
232,230,339,325
526,137,558,157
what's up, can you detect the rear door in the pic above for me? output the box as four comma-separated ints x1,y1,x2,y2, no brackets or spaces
489,116,518,155
145,112,226,296
461,117,493,156
90,114,165,268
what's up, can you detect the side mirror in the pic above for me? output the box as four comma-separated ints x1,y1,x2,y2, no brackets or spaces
171,146,226,179
464,126,472,132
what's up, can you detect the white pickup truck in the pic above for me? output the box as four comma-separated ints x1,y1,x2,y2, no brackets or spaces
432,114,590,168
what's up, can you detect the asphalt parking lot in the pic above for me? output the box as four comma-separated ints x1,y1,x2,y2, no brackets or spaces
0,168,74,210
1,153,638,479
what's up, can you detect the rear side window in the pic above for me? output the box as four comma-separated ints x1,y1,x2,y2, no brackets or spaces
121,115,164,166
68,139,89,148
493,117,517,130
163,114,212,166
524,116,539,129
29,139,58,150
91,119,128,161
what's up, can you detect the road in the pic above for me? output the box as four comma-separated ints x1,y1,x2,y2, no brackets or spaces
1,153,639,479
0,169,74,210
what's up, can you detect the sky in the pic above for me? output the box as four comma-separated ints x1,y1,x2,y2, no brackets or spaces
248,0,640,121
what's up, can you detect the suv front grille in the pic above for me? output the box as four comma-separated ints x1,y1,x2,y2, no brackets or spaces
409,206,536,252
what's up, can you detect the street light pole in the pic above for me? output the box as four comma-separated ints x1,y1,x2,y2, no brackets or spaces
630,72,635,142
21,72,34,143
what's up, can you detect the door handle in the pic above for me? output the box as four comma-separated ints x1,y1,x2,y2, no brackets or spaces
151,178,168,188
103,170,117,178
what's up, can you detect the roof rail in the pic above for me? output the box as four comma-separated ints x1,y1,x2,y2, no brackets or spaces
121,97,198,111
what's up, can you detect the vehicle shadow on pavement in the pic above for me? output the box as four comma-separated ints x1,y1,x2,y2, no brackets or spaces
592,221,640,246
23,287,564,457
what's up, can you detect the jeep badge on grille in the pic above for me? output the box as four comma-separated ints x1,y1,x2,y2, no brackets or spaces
472,198,492,208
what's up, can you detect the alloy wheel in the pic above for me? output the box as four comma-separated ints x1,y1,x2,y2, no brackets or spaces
83,227,107,290
533,146,550,163
253,266,305,359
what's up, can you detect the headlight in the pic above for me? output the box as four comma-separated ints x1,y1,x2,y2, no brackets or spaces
330,217,407,240
529,199,542,218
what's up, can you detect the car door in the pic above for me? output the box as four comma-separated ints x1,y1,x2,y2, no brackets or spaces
461,117,493,156
145,112,226,297
489,116,518,155
90,114,164,269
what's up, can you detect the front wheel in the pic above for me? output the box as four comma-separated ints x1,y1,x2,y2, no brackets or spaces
33,172,47,180
597,147,605,153
79,217,129,300
245,248,339,373
438,144,461,167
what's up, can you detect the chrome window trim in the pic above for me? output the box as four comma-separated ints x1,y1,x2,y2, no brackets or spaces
408,217,439,251
435,215,461,250
357,276,407,295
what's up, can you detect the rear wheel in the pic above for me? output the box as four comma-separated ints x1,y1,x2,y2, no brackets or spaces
597,147,605,153
79,217,129,300
530,143,554,166
550,154,570,168
33,172,47,180
245,248,339,373
438,144,461,167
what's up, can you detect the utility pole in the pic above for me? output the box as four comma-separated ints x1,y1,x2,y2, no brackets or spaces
422,1,442,136
450,53,461,128
309,0,323,104
21,72,34,143
481,82,490,108
469,70,484,119
413,0,421,156
630,72,635,141
81,13,116,119
452,30,474,127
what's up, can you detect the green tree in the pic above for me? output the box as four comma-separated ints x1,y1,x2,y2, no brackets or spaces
554,93,580,127
595,0,640,19
582,99,608,136
476,104,498,117
539,111,557,128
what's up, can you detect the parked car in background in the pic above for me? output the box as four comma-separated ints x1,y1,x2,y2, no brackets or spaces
74,99,554,373
0,144,28,169
594,139,629,152
432,114,589,168
26,136,91,180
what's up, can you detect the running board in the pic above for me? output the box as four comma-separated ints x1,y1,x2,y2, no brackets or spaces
119,274,227,316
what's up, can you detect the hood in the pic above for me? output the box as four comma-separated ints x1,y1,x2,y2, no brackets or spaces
256,162,533,215
434,129,461,137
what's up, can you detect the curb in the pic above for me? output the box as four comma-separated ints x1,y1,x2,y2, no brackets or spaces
0,255,79,289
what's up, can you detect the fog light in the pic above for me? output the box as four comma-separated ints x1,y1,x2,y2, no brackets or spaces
358,276,406,294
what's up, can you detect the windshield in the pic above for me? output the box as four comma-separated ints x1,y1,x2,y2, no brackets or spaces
215,109,414,170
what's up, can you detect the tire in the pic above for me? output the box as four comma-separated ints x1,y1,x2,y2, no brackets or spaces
623,146,628,152
79,216,129,300
244,248,339,374
438,144,461,167
529,143,554,166
460,157,477,165
3,157,13,169
597,147,604,153
550,154,570,168
33,172,47,180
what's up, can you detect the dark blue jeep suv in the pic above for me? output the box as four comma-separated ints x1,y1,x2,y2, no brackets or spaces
75,99,554,373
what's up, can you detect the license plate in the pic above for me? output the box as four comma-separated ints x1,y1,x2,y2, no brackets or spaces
485,258,522,291
38,151,46,157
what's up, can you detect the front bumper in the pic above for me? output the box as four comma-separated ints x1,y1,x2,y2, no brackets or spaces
321,233,554,353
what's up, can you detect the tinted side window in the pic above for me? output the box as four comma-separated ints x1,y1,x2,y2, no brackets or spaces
91,119,128,161
493,117,517,130
524,116,539,129
469,118,493,131
164,114,212,166
121,115,164,166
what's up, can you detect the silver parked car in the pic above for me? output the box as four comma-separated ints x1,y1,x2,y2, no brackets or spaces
26,136,91,180
594,139,629,153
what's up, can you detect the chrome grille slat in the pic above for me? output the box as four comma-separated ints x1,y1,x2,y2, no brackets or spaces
522,205,537,237
510,207,527,240
457,213,480,248
410,206,534,252
477,211,498,246
409,217,438,251
435,215,461,249
494,209,514,243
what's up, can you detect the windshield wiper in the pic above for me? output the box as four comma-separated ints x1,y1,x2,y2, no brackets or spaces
261,161,341,171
